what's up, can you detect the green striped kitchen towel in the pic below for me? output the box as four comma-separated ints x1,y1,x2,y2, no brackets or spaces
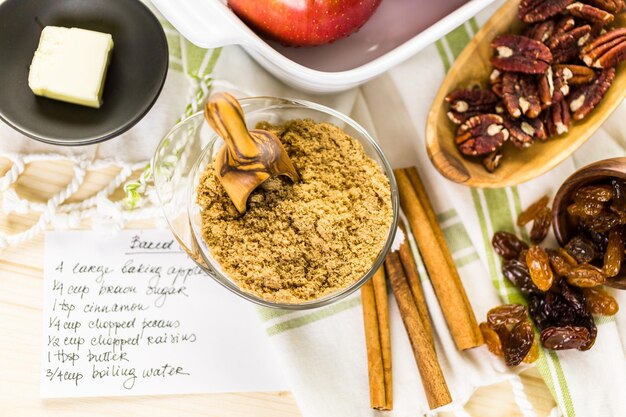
254,2,626,417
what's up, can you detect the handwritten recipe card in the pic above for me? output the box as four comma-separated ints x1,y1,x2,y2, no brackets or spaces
41,230,288,398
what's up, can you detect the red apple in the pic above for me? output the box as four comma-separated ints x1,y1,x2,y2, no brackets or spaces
227,0,383,47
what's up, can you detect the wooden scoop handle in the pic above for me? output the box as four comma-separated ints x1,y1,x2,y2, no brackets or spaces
204,92,258,160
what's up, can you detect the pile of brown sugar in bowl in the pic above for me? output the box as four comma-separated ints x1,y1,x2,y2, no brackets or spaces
197,119,393,303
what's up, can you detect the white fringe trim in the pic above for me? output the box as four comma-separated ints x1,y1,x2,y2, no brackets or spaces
510,374,537,417
0,153,163,249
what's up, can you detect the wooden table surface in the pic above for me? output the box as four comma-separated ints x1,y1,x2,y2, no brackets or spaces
0,158,556,416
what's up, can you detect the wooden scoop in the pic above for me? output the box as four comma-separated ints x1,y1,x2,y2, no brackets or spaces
204,93,299,213
426,0,626,188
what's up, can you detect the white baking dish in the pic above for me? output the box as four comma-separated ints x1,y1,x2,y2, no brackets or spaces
152,0,496,93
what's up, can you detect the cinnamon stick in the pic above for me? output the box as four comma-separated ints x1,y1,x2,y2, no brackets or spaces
394,168,482,350
372,267,392,410
385,252,452,409
398,224,433,347
361,267,392,410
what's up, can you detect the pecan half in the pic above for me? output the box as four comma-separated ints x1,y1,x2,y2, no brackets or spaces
554,16,577,34
490,69,504,97
583,0,624,13
504,115,548,148
482,150,503,173
568,67,615,120
545,98,571,135
519,0,574,23
491,35,553,74
566,2,614,24
553,64,596,84
503,73,543,118
552,66,571,100
524,20,556,43
548,24,592,63
580,28,626,68
589,21,607,39
445,88,499,124
538,66,555,107
456,114,509,156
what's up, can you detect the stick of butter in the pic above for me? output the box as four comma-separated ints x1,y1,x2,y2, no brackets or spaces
28,26,114,109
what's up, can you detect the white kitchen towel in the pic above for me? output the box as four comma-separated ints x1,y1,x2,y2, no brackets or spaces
1,1,625,417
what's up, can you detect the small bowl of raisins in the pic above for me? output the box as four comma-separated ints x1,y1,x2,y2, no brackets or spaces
553,156,626,290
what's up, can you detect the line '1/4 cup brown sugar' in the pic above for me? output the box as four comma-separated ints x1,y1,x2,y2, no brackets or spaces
196,119,394,304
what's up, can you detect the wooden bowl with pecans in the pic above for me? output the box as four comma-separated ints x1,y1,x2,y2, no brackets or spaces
426,0,626,188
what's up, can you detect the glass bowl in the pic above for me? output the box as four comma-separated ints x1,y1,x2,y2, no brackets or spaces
153,96,399,310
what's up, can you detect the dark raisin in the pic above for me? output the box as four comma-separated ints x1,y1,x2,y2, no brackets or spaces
528,291,577,329
611,179,626,213
605,275,626,290
558,279,587,315
540,326,590,350
529,279,598,350
574,312,597,351
528,295,548,329
502,259,541,294
502,320,534,367
564,235,598,263
578,224,609,255
492,231,529,260
530,206,552,244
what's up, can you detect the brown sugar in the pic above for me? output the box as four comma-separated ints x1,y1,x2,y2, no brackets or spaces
196,119,393,303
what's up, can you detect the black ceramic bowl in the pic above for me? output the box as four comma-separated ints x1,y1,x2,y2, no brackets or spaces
0,0,168,146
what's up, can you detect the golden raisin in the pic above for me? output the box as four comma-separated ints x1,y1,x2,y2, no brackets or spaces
526,246,554,291
573,185,614,203
522,337,540,364
566,264,606,287
582,287,619,316
518,196,549,226
557,248,577,266
602,229,624,277
548,249,574,277
480,322,503,356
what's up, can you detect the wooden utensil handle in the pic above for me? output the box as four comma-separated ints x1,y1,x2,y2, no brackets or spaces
205,92,259,160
